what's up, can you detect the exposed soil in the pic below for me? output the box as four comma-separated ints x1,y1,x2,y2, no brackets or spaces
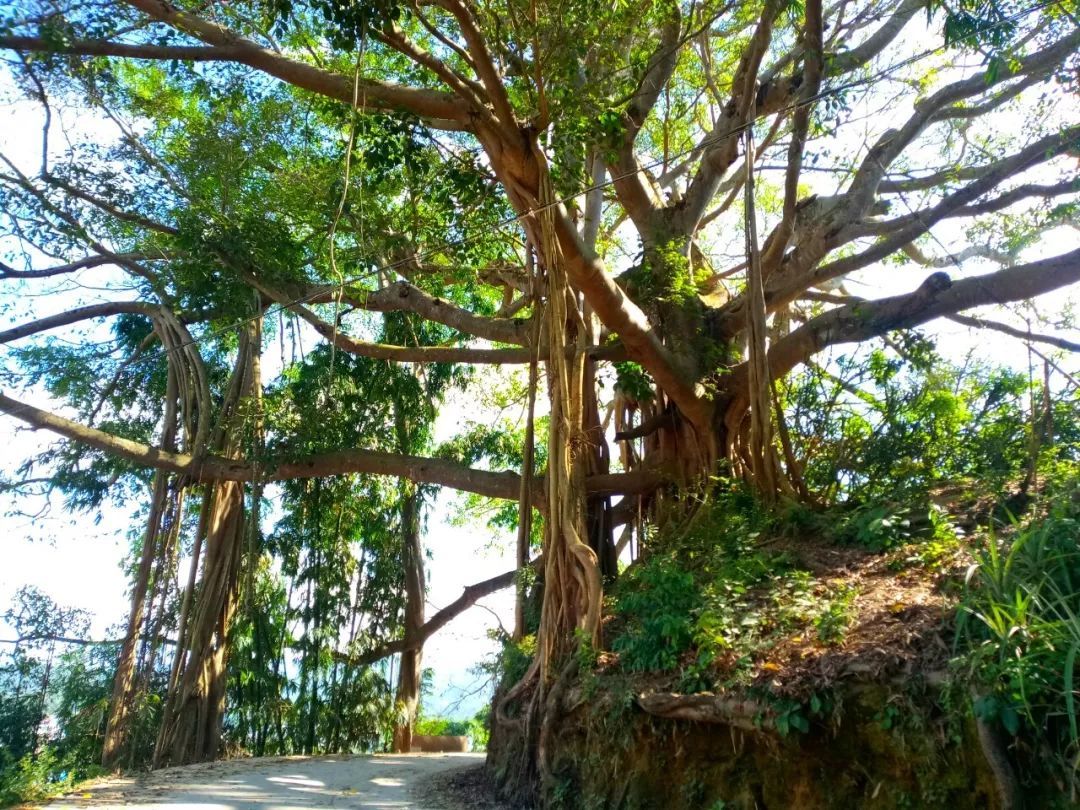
746,538,962,694
599,532,968,700
413,763,526,809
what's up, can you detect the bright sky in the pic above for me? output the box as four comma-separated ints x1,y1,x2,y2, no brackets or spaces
1,19,1078,726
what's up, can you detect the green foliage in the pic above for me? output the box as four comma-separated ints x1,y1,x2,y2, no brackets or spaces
835,503,919,551
266,0,408,48
610,488,845,684
0,748,71,806
958,472,1080,781
495,634,537,690
613,362,655,403
770,698,810,737
0,590,114,807
228,322,457,757
784,341,1067,506
815,586,858,645
924,0,1074,57
612,557,699,672
414,705,490,751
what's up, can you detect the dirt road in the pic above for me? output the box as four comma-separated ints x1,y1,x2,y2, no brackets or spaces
48,753,487,809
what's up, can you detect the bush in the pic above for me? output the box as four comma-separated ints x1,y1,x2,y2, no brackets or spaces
414,706,489,751
0,749,72,807
612,556,701,672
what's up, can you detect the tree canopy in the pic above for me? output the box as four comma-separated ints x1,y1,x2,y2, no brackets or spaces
0,0,1078,800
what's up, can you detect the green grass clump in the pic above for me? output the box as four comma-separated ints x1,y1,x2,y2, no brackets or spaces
958,475,1080,780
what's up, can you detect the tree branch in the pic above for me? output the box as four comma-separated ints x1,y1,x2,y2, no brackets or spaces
0,392,666,498
0,301,161,344
2,0,470,129
677,0,785,232
606,11,681,230
308,280,530,344
282,295,619,364
757,125,1080,317
753,247,1080,384
825,0,924,74
0,252,149,279
340,564,520,667
947,313,1080,353
854,179,1079,238
551,207,714,429
428,0,518,132
0,633,175,647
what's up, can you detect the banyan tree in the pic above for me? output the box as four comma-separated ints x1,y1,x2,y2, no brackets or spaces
0,0,1078,790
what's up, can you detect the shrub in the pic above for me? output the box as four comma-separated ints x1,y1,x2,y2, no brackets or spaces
0,749,72,807
611,556,700,672
414,705,489,751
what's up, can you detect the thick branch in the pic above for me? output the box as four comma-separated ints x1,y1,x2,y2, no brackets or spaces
0,391,248,480
428,0,517,132
855,178,1079,238
0,35,249,62
0,301,160,344
756,247,1080,382
0,388,519,492
753,126,1080,319
902,242,1016,268
614,409,675,441
0,252,148,279
551,208,714,429
678,0,783,231
607,12,681,229
760,0,823,271
1,0,469,128
119,0,469,125
708,29,1080,328
0,633,175,647
842,33,1080,209
825,0,924,74
289,297,620,363
307,280,530,344
0,392,664,499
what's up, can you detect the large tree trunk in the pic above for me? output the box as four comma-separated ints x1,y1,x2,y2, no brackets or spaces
491,167,604,800
391,488,424,753
154,480,245,766
152,318,261,767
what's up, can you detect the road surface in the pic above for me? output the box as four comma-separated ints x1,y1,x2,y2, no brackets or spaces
49,753,486,809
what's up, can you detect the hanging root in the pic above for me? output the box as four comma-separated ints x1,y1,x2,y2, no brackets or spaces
532,162,602,679
537,658,579,789
489,154,603,800
153,319,260,767
740,128,795,501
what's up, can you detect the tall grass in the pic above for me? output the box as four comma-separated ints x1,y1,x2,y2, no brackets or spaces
959,478,1080,786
